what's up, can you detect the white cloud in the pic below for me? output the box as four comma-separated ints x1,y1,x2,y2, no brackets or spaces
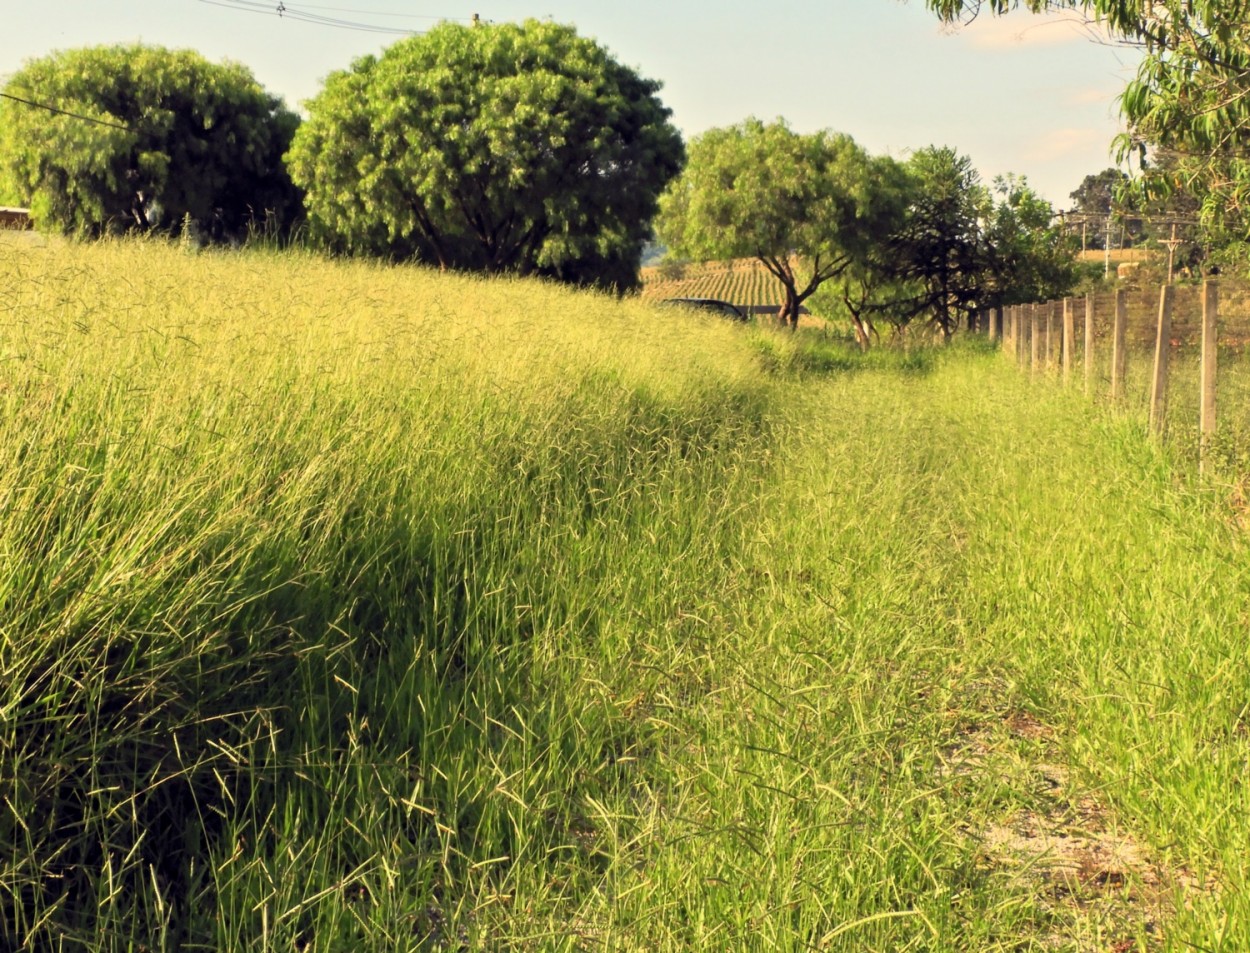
1023,126,1110,164
1066,85,1118,107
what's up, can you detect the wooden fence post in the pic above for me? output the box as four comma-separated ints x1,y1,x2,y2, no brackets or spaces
1021,306,1030,368
1084,293,1095,397
989,305,1000,343
1044,303,1054,372
1063,297,1075,385
1200,280,1219,471
1030,304,1040,377
1111,289,1127,402
1149,284,1174,435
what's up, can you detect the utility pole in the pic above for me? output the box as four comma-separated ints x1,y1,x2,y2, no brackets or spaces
1161,222,1184,283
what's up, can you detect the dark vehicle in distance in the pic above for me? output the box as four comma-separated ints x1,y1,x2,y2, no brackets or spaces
660,297,748,322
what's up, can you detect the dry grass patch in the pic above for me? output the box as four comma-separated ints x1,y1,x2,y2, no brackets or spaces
941,703,1215,950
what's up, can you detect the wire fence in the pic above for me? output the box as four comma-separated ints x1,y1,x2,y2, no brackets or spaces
980,281,1250,475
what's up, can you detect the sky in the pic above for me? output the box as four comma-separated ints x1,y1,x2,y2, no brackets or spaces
1,1,1143,209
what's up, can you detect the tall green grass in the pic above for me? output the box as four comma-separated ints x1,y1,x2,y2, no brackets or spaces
3,239,1250,950
0,239,783,950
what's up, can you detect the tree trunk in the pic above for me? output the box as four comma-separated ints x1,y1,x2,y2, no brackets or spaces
776,286,801,330
933,297,956,342
760,254,802,331
129,192,150,230
848,313,871,351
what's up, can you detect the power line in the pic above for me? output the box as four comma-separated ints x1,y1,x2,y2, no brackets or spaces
0,91,131,131
275,1,467,18
195,0,457,35
197,0,418,34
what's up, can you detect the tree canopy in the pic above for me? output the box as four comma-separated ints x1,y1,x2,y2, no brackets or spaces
982,173,1078,309
286,19,683,292
887,147,989,338
1067,168,1132,250
660,122,1074,341
873,151,1073,338
0,45,300,239
656,119,909,329
920,0,1250,234
811,150,1076,343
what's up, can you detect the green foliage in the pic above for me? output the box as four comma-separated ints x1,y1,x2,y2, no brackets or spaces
747,328,862,376
1070,167,1128,218
881,150,1076,338
286,20,683,292
887,147,990,337
656,118,909,328
1067,167,1139,250
0,238,773,950
747,326,943,376
1071,258,1114,293
984,173,1080,305
0,45,300,239
664,129,1074,344
0,166,19,207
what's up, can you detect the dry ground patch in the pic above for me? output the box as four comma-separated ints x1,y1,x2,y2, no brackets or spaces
939,696,1217,950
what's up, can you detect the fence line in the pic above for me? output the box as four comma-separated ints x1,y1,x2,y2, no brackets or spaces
987,279,1239,471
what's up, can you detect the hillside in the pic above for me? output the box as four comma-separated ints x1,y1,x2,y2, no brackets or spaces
2,239,1249,950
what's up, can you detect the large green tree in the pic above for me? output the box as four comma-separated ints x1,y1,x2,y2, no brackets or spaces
286,19,683,292
886,147,990,339
920,0,1250,233
656,119,909,329
0,45,300,239
1067,168,1134,250
830,152,1076,343
982,173,1078,308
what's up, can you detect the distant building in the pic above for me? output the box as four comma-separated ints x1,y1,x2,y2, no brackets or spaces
0,207,32,229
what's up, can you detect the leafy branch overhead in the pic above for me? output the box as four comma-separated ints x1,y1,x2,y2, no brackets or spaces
921,0,1250,233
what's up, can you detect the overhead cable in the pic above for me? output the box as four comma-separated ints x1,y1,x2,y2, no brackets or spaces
0,91,132,131
195,0,443,35
271,1,466,18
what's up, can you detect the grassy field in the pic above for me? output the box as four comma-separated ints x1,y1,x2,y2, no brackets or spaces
3,239,1250,951
1077,248,1154,265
